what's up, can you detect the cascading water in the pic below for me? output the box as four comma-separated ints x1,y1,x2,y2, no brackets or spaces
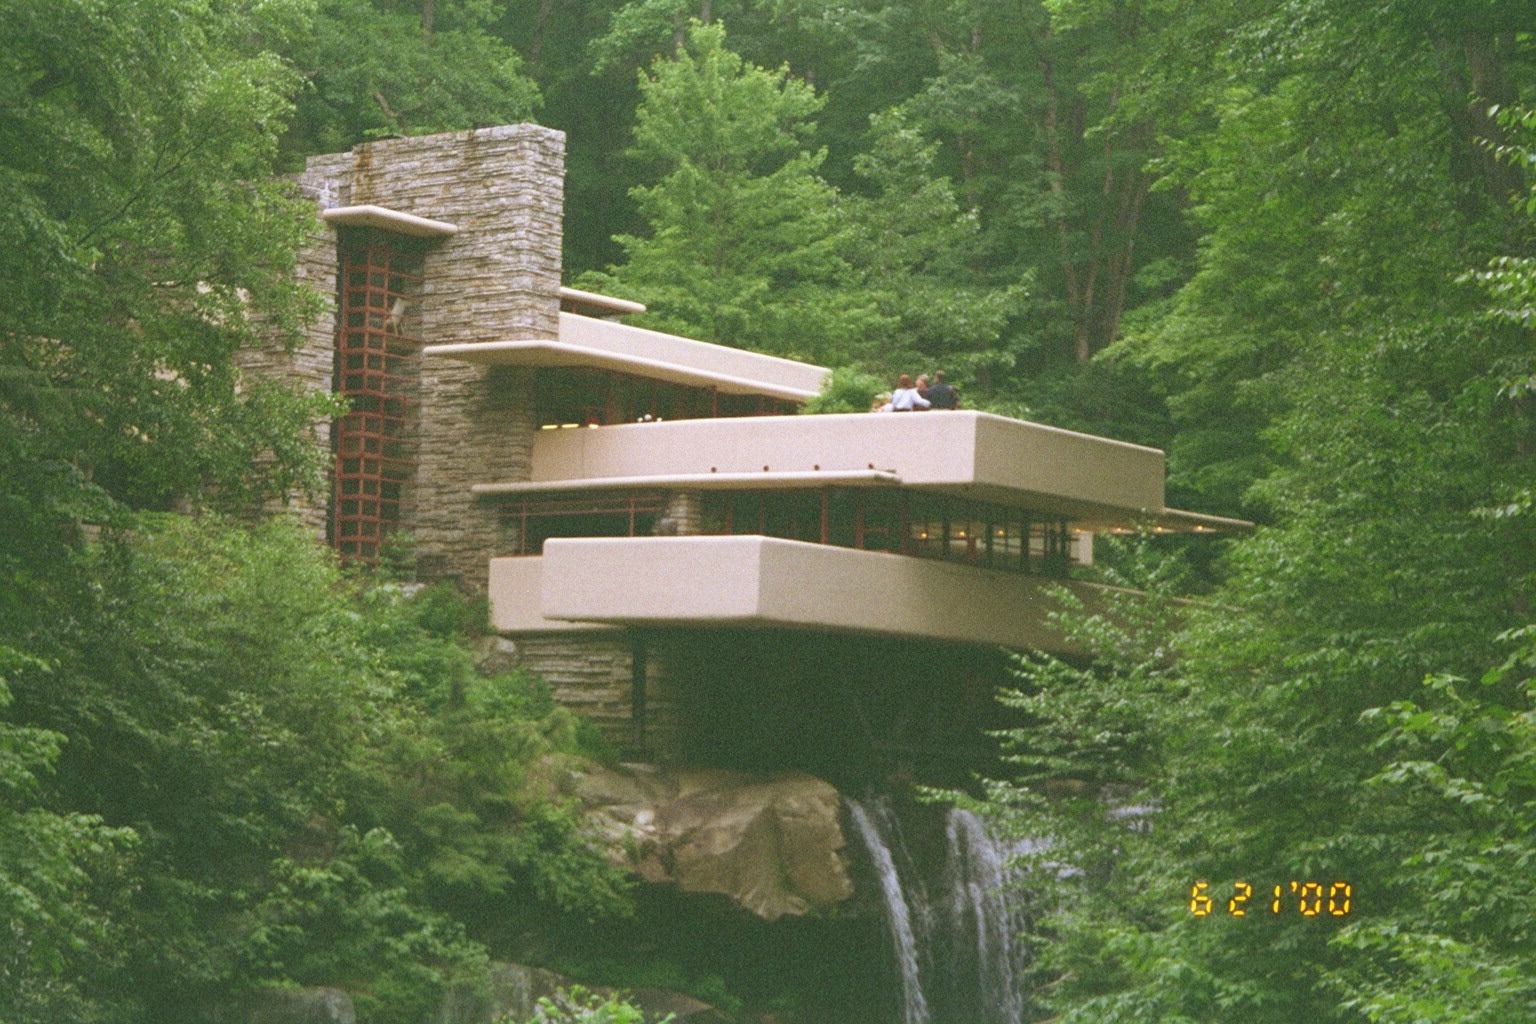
934,809,1038,1024
847,800,930,1024
846,796,1039,1024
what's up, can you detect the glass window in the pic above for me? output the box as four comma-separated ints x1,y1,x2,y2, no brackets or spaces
500,493,668,555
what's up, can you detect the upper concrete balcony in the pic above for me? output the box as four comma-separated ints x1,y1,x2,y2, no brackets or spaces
425,294,1246,533
473,409,1231,531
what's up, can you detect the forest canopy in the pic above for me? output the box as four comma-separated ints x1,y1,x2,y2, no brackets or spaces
1,0,1534,1022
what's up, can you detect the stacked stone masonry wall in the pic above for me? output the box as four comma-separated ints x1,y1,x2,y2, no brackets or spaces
235,175,343,534
249,126,567,585
512,632,682,760
339,126,566,588
254,128,706,753
662,491,703,536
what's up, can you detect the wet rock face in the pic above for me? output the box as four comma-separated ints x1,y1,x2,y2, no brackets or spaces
570,764,856,921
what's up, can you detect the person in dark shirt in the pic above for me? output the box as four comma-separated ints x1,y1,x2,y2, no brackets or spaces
927,371,959,409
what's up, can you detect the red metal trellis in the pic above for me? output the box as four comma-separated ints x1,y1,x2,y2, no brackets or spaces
333,239,422,564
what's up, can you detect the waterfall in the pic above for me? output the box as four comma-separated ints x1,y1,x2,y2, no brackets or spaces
847,796,1037,1024
846,799,930,1024
935,809,1035,1024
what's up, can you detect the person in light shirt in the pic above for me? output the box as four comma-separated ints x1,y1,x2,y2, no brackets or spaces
890,374,930,411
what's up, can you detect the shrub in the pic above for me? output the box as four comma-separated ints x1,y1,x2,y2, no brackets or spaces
512,986,671,1024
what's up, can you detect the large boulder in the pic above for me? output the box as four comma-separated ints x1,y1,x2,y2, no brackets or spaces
568,764,855,921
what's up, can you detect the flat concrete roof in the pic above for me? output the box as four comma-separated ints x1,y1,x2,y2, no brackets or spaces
558,286,646,316
473,468,900,495
423,313,828,401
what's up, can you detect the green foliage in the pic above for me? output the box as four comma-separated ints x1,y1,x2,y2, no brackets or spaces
1315,119,1536,1015
542,952,742,1017
285,0,542,157
514,985,672,1024
1109,0,1529,515
2,2,1533,1020
840,108,1030,378
1,5,347,1012
0,0,335,518
977,56,1536,1021
241,826,489,1024
800,365,885,414
587,0,700,76
0,516,632,1021
0,648,137,1023
577,21,887,365
1338,634,1536,1024
975,537,1195,888
520,0,1208,420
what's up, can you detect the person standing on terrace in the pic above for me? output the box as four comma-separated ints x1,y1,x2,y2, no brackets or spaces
890,374,930,411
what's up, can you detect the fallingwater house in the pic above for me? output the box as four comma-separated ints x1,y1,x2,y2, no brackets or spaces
254,124,1246,779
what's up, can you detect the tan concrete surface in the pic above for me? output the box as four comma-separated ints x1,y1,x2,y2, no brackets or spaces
422,313,828,400
492,536,1108,652
488,556,611,632
522,411,1165,522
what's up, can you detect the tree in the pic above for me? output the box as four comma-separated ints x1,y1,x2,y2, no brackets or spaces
824,0,1184,370
1324,102,1536,1024
525,1,1201,409
0,647,136,1022
285,0,542,159
0,0,335,527
4,514,631,1023
840,109,1027,381
516,985,668,1024
980,20,1536,1018
0,5,632,1018
0,1,340,1012
1113,0,1531,515
577,21,886,364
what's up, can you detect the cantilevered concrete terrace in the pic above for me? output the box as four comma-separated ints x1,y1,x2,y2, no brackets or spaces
489,536,1123,652
473,408,1247,647
474,410,1243,533
427,296,1248,649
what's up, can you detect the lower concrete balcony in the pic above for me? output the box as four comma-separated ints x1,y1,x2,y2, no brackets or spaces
489,535,1114,653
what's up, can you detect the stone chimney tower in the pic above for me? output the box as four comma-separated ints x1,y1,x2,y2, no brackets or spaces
258,124,565,587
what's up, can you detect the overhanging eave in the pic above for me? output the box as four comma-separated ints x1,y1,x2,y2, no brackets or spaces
422,340,819,401
321,204,458,237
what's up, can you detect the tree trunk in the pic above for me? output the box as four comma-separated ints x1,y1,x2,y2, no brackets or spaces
1431,31,1522,218
530,0,558,66
1038,45,1086,364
